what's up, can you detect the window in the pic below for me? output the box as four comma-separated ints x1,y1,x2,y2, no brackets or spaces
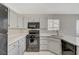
48,19,59,30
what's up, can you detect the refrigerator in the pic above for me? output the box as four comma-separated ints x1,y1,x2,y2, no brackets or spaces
0,4,8,55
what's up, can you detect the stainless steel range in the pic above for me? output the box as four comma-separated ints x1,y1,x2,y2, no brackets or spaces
26,22,40,52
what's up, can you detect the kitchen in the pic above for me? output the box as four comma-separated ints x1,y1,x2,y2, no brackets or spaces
3,3,79,55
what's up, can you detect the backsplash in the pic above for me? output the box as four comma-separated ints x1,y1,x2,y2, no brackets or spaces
8,28,28,35
40,29,57,35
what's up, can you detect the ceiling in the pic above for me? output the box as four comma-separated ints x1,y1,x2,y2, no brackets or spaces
3,3,79,14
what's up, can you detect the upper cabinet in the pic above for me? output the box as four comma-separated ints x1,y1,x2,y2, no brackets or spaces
48,19,60,30
40,18,47,29
27,16,40,22
8,9,24,28
24,17,28,29
8,9,18,28
33,17,40,22
17,15,24,28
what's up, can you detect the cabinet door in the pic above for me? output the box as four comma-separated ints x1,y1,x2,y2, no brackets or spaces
9,10,14,28
17,15,24,28
33,17,40,22
18,38,26,55
8,41,18,55
28,16,33,22
40,39,48,45
24,17,28,29
9,10,18,28
48,38,61,55
40,36,48,45
13,12,18,28
40,44,48,50
77,46,79,55
28,17,40,22
40,18,47,29
40,36,48,50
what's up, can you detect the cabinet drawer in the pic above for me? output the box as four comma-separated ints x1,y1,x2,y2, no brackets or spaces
8,49,15,55
40,40,48,44
18,38,26,55
40,44,48,50
8,41,18,51
8,41,18,55
77,46,79,55
48,40,61,54
49,38,61,44
8,48,18,55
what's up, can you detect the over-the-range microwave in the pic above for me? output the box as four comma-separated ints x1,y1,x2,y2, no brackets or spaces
28,22,40,29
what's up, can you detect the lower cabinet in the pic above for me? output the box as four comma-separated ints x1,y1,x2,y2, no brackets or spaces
77,46,79,55
40,44,48,50
8,41,19,55
48,38,62,55
40,36,48,51
18,37,26,55
8,37,26,55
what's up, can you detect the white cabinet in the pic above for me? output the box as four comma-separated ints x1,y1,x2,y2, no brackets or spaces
24,17,28,29
40,39,48,45
18,37,26,55
8,37,26,55
48,38,61,55
33,17,40,22
77,46,79,55
40,18,47,29
40,45,48,50
8,9,24,28
27,17,40,22
8,41,19,55
17,15,24,28
40,36,48,50
9,9,18,28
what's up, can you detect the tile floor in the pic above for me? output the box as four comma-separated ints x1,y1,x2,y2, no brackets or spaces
24,51,55,55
